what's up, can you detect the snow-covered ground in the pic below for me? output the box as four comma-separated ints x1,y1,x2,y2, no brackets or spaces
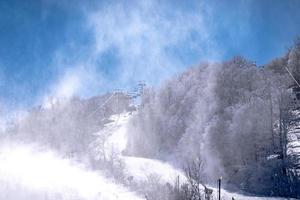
0,142,143,200
287,123,300,169
102,112,295,200
208,186,294,200
0,112,295,199
102,112,186,184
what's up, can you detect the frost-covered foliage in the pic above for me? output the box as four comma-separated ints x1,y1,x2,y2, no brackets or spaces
287,38,300,84
126,41,300,197
127,62,218,159
7,92,131,158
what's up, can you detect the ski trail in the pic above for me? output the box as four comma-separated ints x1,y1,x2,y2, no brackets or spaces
104,113,186,184
104,112,293,200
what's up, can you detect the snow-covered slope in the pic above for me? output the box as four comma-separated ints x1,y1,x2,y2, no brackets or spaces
100,112,186,184
0,142,143,200
287,110,300,171
0,111,295,200
100,112,295,200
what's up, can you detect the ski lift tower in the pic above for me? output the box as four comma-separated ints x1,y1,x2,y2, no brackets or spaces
137,81,146,95
128,81,146,108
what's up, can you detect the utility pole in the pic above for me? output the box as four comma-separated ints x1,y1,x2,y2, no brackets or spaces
218,177,222,200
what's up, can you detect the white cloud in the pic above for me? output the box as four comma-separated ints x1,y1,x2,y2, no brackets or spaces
41,64,105,108
87,0,216,86
54,68,82,99
42,0,219,104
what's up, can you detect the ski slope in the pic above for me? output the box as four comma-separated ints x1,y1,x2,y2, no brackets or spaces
0,112,295,200
103,112,295,200
0,142,143,200
100,112,186,184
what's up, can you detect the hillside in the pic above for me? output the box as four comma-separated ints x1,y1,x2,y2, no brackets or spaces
0,43,300,199
126,52,300,198
0,101,297,199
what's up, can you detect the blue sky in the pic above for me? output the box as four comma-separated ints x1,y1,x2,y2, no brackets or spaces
0,0,300,110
